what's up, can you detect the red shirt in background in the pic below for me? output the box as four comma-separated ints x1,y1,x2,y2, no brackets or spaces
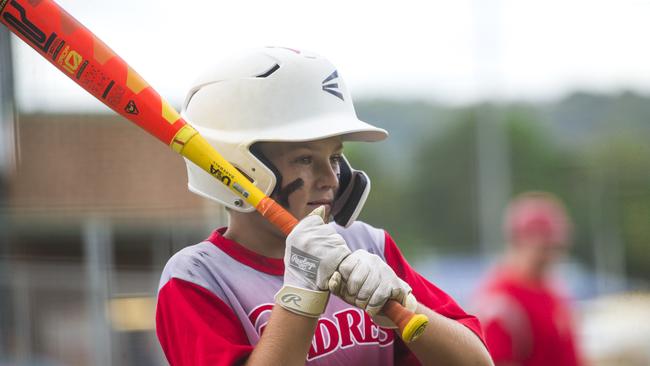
474,266,583,366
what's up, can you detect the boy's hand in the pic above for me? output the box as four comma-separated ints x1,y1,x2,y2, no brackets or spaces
276,206,351,317
328,250,415,328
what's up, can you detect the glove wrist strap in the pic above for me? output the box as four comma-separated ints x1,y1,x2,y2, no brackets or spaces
275,285,330,318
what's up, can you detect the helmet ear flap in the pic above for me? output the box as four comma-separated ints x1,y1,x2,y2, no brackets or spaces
332,156,371,227
249,143,283,198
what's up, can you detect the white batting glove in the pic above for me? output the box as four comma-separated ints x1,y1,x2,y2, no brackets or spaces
275,206,352,318
328,250,415,328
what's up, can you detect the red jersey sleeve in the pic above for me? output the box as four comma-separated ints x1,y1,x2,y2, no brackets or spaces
382,231,487,364
156,278,253,366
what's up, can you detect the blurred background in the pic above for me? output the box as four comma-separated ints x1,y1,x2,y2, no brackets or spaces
1,0,649,365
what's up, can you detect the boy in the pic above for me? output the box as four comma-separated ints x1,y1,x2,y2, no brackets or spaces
156,47,491,365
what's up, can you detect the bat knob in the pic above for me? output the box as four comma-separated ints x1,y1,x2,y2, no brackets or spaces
401,313,429,342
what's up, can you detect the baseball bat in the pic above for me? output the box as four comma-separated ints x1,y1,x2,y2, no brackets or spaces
0,0,428,342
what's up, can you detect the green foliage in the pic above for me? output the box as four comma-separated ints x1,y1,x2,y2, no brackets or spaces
580,133,650,279
407,109,479,252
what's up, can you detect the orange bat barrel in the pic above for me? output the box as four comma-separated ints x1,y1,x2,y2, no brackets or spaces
0,0,186,144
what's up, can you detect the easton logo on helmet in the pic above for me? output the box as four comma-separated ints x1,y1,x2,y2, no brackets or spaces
322,71,344,101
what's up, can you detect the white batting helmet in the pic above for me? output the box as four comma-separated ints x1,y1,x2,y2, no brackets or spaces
182,47,387,226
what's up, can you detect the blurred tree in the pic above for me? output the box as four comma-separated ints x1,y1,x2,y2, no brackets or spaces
501,106,594,268
407,108,479,253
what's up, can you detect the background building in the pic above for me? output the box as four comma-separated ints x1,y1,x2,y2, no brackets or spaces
2,113,226,365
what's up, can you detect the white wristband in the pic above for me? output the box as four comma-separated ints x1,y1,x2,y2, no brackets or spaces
275,285,330,318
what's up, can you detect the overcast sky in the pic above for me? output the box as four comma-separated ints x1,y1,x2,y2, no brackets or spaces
10,0,650,112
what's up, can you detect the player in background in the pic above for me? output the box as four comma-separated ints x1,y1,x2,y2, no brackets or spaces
472,192,584,366
155,47,492,365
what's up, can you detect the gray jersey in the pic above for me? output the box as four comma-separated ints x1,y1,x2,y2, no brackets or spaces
158,221,398,365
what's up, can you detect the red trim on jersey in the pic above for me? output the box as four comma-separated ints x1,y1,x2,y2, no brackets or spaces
207,228,284,276
382,231,486,346
156,278,253,365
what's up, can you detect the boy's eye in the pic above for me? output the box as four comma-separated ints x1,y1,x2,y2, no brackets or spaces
292,154,342,166
295,156,312,164
330,155,343,165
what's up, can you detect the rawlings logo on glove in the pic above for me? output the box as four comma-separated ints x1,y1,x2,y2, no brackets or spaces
289,248,320,279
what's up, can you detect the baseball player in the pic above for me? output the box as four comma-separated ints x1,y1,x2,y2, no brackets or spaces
473,192,583,366
156,47,492,365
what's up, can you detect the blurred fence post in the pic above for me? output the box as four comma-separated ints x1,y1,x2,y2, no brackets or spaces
0,26,17,358
0,25,16,176
590,169,627,295
472,0,512,256
475,108,511,255
12,267,32,362
83,217,114,365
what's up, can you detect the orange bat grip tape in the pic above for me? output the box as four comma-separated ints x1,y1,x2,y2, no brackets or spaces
257,197,299,236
